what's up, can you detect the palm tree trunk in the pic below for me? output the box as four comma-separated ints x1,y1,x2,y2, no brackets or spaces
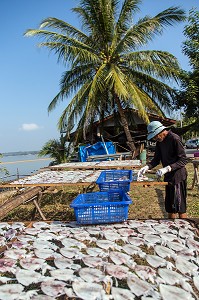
114,95,137,155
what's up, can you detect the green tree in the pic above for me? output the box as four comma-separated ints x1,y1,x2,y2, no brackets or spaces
0,154,9,181
38,137,69,164
25,0,186,155
174,9,199,120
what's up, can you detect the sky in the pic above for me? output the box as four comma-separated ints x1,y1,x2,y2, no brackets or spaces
0,0,198,153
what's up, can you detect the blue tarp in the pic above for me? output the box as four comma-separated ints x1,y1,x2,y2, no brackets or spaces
78,141,116,162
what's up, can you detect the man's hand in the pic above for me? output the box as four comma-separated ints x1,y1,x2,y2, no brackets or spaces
137,165,149,178
156,166,171,177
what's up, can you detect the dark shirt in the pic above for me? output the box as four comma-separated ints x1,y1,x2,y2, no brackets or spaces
148,131,187,184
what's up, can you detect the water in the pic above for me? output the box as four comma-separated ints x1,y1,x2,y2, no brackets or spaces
0,154,52,181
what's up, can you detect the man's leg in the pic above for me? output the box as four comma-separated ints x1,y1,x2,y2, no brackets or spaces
179,213,187,219
178,180,187,219
168,213,176,219
165,184,176,218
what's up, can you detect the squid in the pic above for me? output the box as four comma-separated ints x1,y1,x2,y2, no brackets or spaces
105,263,129,280
82,255,104,268
15,269,43,286
72,281,106,300
109,251,133,266
159,284,195,300
54,256,81,270
79,267,104,282
154,245,176,259
50,268,75,281
175,256,199,276
146,254,174,269
41,280,66,297
111,286,135,300
134,265,157,284
0,284,24,300
127,273,153,297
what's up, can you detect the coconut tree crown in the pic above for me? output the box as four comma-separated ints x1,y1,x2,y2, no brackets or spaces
25,0,186,151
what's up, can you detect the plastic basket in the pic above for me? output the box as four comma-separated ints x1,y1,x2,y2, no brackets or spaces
96,170,133,192
70,190,132,225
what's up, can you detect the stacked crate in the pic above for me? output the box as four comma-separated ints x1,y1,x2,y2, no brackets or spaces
70,170,133,225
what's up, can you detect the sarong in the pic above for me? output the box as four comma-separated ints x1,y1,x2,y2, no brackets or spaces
165,179,187,213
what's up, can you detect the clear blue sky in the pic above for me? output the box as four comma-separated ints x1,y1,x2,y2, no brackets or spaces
0,0,198,153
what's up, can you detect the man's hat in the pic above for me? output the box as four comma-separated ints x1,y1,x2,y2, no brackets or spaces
147,121,166,140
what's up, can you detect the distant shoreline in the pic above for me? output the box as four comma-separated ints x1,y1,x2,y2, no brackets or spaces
1,151,39,157
0,158,52,165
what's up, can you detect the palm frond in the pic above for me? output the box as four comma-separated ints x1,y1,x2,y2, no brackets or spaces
115,0,141,33
114,7,186,53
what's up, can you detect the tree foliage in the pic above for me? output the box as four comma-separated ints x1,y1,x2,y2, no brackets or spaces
183,9,199,69
38,137,69,164
173,9,199,120
0,154,8,180
25,0,186,153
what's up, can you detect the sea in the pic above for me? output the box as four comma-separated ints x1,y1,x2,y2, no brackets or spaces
0,153,52,182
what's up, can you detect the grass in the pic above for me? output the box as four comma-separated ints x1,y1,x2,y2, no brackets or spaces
1,162,199,222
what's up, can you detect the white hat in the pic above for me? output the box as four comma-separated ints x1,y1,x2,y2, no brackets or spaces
147,121,166,140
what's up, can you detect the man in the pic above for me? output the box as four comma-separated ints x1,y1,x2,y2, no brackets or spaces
138,121,188,219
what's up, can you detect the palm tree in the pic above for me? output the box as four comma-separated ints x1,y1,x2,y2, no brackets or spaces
38,136,69,164
24,0,186,156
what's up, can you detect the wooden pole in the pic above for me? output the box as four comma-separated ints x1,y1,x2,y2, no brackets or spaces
33,199,46,220
0,186,43,220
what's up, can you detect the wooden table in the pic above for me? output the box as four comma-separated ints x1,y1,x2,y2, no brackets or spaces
49,160,141,170
191,160,199,190
0,170,168,188
86,152,132,161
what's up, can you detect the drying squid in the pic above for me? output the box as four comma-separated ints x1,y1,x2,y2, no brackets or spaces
137,226,156,235
145,254,174,269
34,248,55,259
0,284,24,300
166,240,185,252
3,248,27,260
0,258,17,273
109,251,133,266
127,273,153,297
111,286,135,300
158,268,185,285
50,268,75,281
96,239,116,250
103,230,122,242
86,247,105,257
82,255,104,268
54,256,81,270
159,284,195,300
175,256,199,276
128,236,145,247
79,267,104,282
143,234,162,245
41,280,66,297
72,281,105,300
15,269,43,286
105,263,129,280
134,265,157,283
154,245,176,259
19,257,45,271
193,276,199,291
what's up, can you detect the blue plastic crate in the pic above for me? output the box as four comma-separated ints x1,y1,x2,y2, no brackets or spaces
70,190,132,225
96,170,133,192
